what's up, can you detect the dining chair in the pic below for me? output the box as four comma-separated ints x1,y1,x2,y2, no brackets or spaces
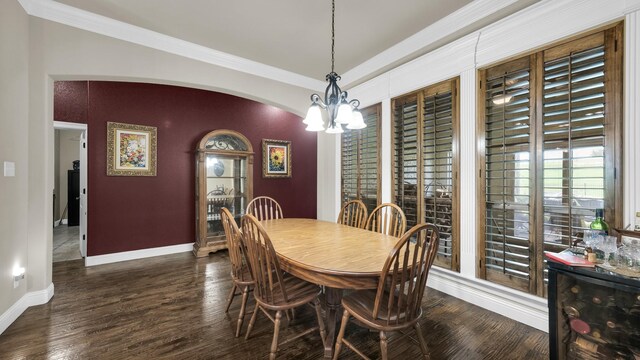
364,203,407,238
246,196,283,221
220,207,254,338
333,223,439,360
241,214,326,360
337,200,368,229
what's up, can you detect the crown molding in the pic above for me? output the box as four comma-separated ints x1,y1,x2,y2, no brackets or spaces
349,31,477,104
17,0,537,92
341,0,536,87
17,0,326,92
476,0,640,67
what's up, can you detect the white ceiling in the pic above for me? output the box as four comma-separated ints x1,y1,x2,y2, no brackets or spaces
50,0,539,85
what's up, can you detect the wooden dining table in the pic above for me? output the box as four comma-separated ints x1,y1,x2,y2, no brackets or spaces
260,218,400,359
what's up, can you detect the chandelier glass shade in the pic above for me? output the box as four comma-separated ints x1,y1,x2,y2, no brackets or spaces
303,0,366,133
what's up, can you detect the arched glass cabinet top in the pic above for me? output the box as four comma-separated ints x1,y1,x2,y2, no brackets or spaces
203,134,249,151
194,129,254,257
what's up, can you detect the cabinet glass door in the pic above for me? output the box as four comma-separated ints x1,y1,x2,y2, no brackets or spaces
552,269,640,359
194,129,253,257
205,155,247,237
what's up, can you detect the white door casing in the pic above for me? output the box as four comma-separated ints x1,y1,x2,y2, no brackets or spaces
79,129,87,258
54,121,88,262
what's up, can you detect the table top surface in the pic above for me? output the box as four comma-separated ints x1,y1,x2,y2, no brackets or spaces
260,218,399,277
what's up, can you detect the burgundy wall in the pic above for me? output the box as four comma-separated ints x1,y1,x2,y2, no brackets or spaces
54,81,317,256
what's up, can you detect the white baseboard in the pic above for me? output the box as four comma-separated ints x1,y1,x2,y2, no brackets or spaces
427,268,549,332
85,243,195,267
0,283,54,335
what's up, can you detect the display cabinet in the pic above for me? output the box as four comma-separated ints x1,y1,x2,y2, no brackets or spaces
193,129,253,257
548,260,640,359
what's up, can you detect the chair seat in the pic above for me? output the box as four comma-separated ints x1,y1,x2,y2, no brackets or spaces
255,274,321,310
232,266,254,286
342,290,422,331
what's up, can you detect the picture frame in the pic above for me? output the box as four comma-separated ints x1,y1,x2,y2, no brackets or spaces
262,139,291,178
107,122,157,176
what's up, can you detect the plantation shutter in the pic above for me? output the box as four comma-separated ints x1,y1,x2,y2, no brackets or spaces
341,127,358,203
423,81,459,270
340,104,381,213
542,36,606,251
478,24,622,297
359,105,381,213
480,57,535,293
539,29,621,290
393,96,420,228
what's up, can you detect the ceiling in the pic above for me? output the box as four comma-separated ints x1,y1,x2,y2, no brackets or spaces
51,0,539,85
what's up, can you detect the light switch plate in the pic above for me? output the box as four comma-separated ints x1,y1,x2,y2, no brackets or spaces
3,161,15,177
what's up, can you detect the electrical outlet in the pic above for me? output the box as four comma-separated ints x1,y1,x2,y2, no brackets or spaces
635,211,640,231
12,267,25,288
4,161,15,177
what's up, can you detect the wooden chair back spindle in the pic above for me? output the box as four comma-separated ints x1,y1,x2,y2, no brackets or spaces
246,196,283,221
221,207,251,282
241,214,288,304
365,203,407,238
337,200,368,229
372,223,439,325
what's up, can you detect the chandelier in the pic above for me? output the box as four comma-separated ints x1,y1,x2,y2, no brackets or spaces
303,0,366,133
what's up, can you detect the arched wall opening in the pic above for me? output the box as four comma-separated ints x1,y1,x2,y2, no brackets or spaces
53,80,317,257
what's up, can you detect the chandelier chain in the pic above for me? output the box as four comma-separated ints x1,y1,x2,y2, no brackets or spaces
303,0,364,132
331,0,335,73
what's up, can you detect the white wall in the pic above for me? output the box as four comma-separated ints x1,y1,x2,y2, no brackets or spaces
324,0,640,331
0,0,30,332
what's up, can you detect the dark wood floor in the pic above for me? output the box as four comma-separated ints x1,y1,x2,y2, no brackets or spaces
0,252,548,359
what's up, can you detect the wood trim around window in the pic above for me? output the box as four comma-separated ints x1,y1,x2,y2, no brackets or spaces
477,22,624,296
340,103,382,212
392,77,460,272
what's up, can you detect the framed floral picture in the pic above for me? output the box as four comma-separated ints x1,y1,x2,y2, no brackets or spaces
262,139,291,178
107,122,157,176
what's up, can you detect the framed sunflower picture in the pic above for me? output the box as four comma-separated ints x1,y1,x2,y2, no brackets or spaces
262,139,291,178
107,122,157,176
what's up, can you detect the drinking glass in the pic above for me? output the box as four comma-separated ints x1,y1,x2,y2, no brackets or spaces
621,237,640,273
583,230,599,249
588,233,604,261
599,236,618,268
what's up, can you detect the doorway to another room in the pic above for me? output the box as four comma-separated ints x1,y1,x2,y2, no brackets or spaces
53,121,88,263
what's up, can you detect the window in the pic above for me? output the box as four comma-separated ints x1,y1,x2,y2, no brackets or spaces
477,24,623,296
393,78,460,271
341,104,381,214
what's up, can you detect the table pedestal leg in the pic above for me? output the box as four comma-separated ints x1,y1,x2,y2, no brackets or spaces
323,287,343,358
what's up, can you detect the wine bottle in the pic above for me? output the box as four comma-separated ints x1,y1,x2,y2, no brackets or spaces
575,336,634,359
590,208,609,235
564,300,588,319
570,318,591,335
591,290,610,306
570,284,581,295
